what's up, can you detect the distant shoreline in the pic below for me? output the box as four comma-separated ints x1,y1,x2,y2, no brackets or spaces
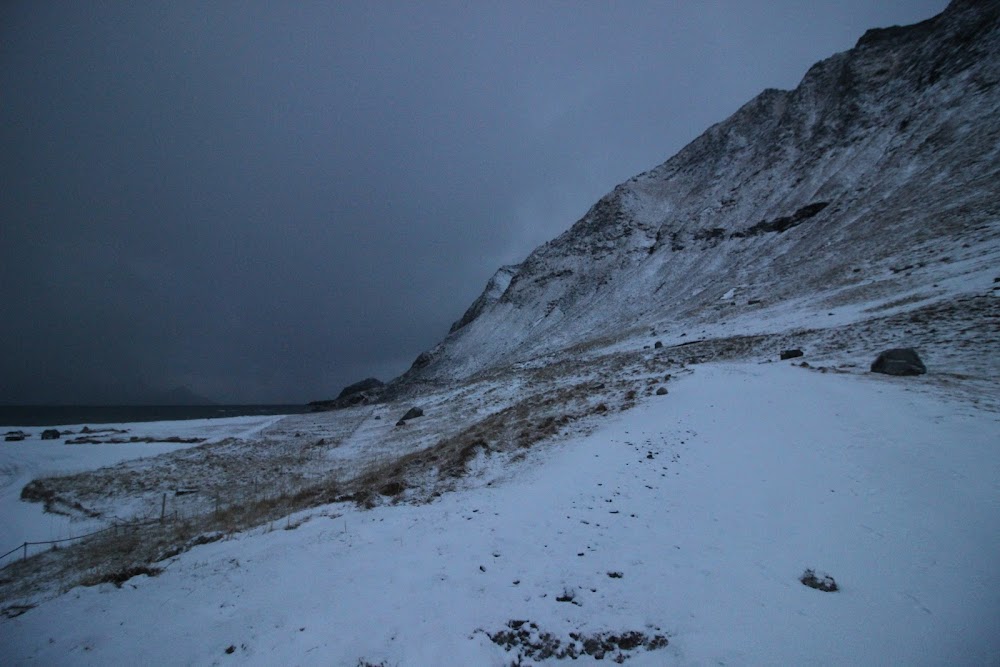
0,404,309,428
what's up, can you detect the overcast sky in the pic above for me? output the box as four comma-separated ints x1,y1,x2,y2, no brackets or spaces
1,1,946,404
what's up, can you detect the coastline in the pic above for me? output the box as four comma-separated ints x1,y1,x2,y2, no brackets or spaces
0,404,309,428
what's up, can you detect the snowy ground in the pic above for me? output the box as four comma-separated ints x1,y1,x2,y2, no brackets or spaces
2,362,997,665
0,416,284,561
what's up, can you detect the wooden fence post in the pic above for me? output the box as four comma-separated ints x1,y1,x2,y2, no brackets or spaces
22,542,27,561
161,493,167,523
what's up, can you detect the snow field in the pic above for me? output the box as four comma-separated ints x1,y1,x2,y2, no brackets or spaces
2,362,997,665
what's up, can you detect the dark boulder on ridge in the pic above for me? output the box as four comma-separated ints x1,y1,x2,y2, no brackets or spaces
871,348,927,376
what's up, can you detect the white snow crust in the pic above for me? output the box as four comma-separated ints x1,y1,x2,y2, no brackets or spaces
2,363,998,665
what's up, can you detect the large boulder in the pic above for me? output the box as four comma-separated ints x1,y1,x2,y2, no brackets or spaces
399,407,424,421
41,429,61,440
870,348,926,376
395,407,424,427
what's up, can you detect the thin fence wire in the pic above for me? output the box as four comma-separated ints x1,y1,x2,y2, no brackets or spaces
0,517,163,565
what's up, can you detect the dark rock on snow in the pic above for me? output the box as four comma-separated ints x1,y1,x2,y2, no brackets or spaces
870,348,926,376
781,349,804,360
800,569,839,592
399,407,424,421
40,429,61,440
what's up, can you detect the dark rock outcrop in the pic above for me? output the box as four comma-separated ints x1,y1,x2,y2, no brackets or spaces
411,351,433,370
337,378,384,399
781,349,805,360
450,265,521,333
733,202,829,238
41,429,61,440
870,348,927,375
308,377,386,412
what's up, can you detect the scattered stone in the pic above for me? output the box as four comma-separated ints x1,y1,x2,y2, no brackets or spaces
780,349,804,360
655,387,668,396
870,348,926,376
607,571,623,578
556,589,577,603
654,341,663,349
41,429,61,440
800,569,838,592
484,621,668,662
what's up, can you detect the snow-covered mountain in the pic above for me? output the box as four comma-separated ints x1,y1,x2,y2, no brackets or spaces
3,4,1000,665
401,0,1000,386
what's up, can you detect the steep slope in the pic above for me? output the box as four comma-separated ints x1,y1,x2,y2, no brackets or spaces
400,0,1000,386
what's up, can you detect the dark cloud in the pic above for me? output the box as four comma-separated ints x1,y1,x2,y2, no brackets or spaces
0,1,946,403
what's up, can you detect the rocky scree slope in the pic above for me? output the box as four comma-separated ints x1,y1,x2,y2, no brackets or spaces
397,0,1000,388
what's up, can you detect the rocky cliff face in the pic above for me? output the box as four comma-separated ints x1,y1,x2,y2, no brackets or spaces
399,0,1000,387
